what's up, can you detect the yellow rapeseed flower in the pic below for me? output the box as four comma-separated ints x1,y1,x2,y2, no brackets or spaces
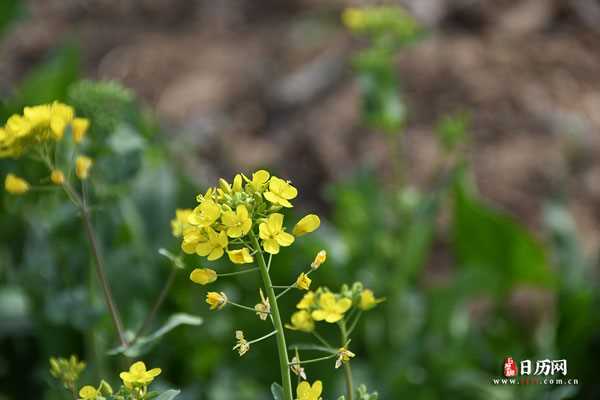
310,250,327,270
119,361,161,388
189,199,221,228
285,310,314,332
227,248,254,264
206,291,228,310
358,289,385,311
296,273,311,291
72,118,90,143
51,169,65,185
292,214,320,237
78,385,99,400
264,176,297,207
342,7,367,31
297,291,315,310
259,213,294,254
244,169,270,192
181,226,207,254
195,227,228,260
189,268,217,285
75,156,93,180
5,174,30,194
171,209,193,238
296,380,323,400
311,293,352,323
335,347,356,369
221,205,252,238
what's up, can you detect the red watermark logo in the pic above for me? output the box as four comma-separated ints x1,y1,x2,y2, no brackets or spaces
492,357,579,386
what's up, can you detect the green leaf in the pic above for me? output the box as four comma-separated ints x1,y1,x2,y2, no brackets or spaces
154,389,181,400
271,383,284,400
158,248,185,270
108,313,202,357
452,172,555,296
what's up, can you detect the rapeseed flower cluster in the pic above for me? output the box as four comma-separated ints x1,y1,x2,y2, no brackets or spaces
342,6,419,39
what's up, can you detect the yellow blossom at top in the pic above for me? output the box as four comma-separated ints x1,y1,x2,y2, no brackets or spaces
259,213,295,254
358,289,385,311
72,118,90,143
292,214,320,237
50,169,65,185
78,385,99,400
189,199,221,228
119,361,161,388
4,174,29,195
171,209,193,238
221,205,252,238
310,250,327,270
189,268,218,285
285,310,314,333
296,273,311,291
311,292,352,323
264,176,297,207
206,291,228,310
227,248,254,264
296,380,323,400
297,291,315,310
195,227,228,260
75,156,93,180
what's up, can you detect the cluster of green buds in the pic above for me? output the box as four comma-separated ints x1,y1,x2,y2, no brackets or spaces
49,355,87,395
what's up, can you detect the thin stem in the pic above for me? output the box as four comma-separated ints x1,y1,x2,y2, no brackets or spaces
248,330,278,345
131,267,178,344
290,354,336,366
228,300,265,314
346,311,363,337
250,232,293,400
276,286,295,300
339,321,354,400
312,331,334,349
218,268,259,277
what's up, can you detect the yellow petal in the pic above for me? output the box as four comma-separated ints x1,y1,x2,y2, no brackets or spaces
292,214,320,237
189,268,217,285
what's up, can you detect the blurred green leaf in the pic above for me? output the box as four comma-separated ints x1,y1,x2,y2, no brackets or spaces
0,285,31,336
158,248,185,270
270,383,284,400
155,389,181,400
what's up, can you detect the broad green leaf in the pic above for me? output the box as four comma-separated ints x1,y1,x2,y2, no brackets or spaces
108,313,202,357
155,389,181,400
271,383,284,400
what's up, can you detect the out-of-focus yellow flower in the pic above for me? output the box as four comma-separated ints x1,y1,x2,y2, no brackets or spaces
358,289,385,311
311,293,352,323
78,385,99,400
189,268,217,285
189,199,221,228
206,291,228,310
285,310,314,332
342,7,367,31
228,247,254,264
310,250,327,270
296,273,311,291
264,176,297,207
335,347,356,369
171,209,193,238
292,214,320,237
196,227,228,260
254,289,270,320
75,156,93,180
222,205,252,238
233,330,250,356
49,355,86,390
51,169,65,185
296,380,323,400
297,291,315,310
5,114,32,138
72,118,90,143
259,213,295,254
5,174,29,194
119,361,161,388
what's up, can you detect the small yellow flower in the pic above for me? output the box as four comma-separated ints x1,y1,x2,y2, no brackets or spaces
221,205,252,238
292,214,320,237
196,227,228,260
119,361,161,388
296,273,311,291
78,385,99,400
232,174,243,192
72,118,90,143
5,114,31,138
233,330,250,356
51,169,65,185
189,199,221,228
245,169,270,192
290,356,307,380
335,347,356,369
310,250,327,270
171,209,193,238
206,291,228,310
264,176,297,207
5,174,29,194
296,380,323,400
297,291,315,310
358,289,385,311
342,7,367,31
285,310,315,332
227,247,254,264
189,268,217,285
75,156,93,180
311,293,352,323
254,289,270,320
259,213,295,254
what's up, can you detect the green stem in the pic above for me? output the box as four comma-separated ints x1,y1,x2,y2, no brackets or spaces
291,354,336,365
340,321,354,400
250,232,293,400
218,268,259,277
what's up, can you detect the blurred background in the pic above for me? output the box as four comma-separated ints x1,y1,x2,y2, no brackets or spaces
1,0,600,399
